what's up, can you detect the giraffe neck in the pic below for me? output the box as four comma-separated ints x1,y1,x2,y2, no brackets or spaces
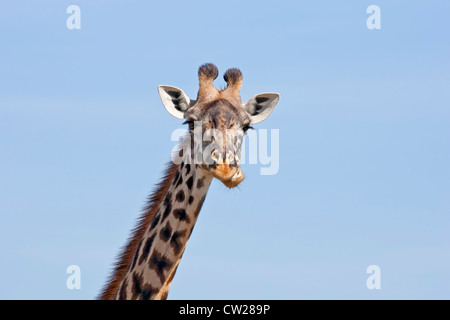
114,161,212,300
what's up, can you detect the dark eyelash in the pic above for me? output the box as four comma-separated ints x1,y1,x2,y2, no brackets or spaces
243,125,254,132
183,120,195,130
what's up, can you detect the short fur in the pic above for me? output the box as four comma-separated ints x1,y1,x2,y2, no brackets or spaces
198,63,219,81
223,68,243,86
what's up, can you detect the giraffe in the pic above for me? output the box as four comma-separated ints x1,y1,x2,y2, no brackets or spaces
98,63,280,300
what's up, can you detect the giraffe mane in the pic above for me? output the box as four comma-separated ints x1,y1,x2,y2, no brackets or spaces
98,161,179,300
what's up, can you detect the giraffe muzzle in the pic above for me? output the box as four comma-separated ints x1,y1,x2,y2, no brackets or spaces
210,163,244,188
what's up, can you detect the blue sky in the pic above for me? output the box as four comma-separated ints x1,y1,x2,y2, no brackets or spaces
0,1,449,299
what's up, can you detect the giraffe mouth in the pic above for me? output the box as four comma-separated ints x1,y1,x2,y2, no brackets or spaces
209,164,244,188
222,168,244,188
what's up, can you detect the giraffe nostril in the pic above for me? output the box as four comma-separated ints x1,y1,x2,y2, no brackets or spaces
211,150,222,164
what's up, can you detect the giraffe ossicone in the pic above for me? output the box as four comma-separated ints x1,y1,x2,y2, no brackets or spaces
99,63,280,300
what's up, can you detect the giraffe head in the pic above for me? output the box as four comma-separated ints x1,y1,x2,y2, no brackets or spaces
158,63,280,188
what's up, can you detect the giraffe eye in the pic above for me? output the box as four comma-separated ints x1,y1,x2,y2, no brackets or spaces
242,124,254,133
183,120,195,130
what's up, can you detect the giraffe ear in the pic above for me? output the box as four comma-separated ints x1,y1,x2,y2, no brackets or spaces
158,85,196,119
243,93,280,124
